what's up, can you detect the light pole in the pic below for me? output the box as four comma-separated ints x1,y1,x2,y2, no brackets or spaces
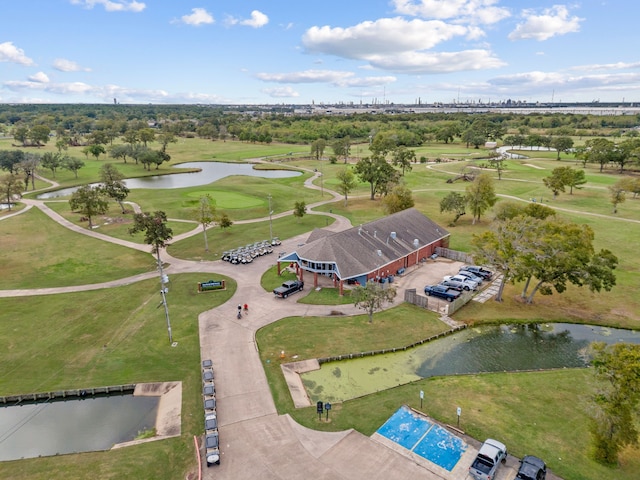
268,194,273,242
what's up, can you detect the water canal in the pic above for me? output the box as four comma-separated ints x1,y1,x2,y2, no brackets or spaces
0,393,159,461
301,323,640,404
36,161,302,199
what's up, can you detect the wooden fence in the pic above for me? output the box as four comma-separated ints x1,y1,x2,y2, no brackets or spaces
317,324,467,365
404,288,474,315
435,247,474,264
0,384,136,404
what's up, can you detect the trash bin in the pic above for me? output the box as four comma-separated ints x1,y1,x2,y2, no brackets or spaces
388,275,394,283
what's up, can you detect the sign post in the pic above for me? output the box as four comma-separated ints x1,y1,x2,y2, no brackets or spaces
317,401,324,421
457,407,462,428
324,402,331,421
420,390,424,409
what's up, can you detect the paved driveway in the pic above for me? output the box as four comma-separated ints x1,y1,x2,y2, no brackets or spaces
195,233,471,480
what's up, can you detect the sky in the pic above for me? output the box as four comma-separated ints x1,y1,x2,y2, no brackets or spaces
0,0,638,105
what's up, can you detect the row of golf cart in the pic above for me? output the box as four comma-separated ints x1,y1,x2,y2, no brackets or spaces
201,359,220,467
221,237,281,265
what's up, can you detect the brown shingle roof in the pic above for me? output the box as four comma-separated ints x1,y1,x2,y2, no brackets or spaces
294,208,448,279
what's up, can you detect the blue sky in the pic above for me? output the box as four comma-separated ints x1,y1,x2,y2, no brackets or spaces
0,0,638,105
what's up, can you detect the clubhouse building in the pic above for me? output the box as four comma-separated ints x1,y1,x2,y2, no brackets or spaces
277,208,450,295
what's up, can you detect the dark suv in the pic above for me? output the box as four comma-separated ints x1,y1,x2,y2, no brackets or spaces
516,455,546,480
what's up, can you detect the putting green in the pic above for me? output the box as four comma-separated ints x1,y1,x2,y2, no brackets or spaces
186,191,263,209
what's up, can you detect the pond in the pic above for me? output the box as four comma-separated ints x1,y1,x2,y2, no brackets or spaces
0,393,158,461
301,323,640,404
36,161,302,199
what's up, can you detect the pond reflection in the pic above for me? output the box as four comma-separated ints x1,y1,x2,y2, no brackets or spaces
37,161,302,198
0,393,158,461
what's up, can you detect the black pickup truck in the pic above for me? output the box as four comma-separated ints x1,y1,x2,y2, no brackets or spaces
273,280,304,298
424,284,461,302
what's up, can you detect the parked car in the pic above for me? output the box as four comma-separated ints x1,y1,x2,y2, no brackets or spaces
424,284,461,302
456,270,484,284
443,274,478,291
205,432,221,466
516,455,546,480
469,438,507,480
460,265,494,280
273,280,304,298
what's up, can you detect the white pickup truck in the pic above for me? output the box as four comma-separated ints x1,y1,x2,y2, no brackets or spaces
469,438,507,480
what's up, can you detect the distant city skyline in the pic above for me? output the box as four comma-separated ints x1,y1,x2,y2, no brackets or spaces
1,1,639,105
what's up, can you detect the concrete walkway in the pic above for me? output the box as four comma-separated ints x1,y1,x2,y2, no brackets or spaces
1,169,471,480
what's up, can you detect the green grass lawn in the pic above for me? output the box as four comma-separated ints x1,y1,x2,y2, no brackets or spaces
0,273,236,480
0,207,155,289
3,136,640,479
44,200,198,241
124,170,321,220
257,304,450,413
257,309,640,480
7,137,312,193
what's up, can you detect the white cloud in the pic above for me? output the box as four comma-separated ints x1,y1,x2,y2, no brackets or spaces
509,5,583,41
302,18,504,74
179,8,214,26
28,72,50,83
257,70,356,84
392,0,510,24
0,42,35,66
256,69,396,88
70,0,146,12
4,79,95,95
241,10,269,28
484,69,640,99
338,76,397,88
574,61,640,72
227,10,269,28
1,76,237,104
53,58,91,72
370,49,505,73
303,18,468,58
262,86,300,98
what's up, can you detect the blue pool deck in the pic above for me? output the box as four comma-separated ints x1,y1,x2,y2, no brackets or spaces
373,405,476,478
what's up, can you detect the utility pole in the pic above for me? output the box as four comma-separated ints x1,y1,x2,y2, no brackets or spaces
268,194,273,242
157,251,173,345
